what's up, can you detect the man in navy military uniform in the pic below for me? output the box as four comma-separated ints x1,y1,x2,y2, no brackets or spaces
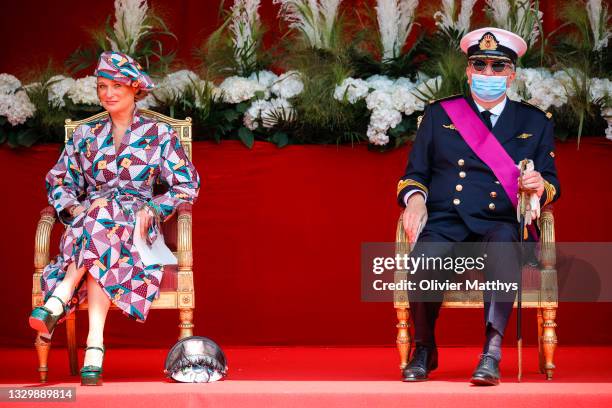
397,27,560,385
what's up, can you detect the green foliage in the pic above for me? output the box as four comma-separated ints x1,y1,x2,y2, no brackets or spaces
419,28,470,99
550,0,611,145
66,10,177,77
197,2,271,79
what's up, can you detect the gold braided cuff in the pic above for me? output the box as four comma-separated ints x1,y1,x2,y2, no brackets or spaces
543,179,556,207
397,179,428,197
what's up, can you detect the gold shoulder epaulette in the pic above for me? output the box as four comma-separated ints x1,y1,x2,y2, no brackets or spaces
428,94,462,105
520,100,552,119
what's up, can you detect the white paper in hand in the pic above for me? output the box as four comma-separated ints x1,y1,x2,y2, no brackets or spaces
134,216,177,266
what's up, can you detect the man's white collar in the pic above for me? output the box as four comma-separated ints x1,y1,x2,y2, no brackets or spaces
474,97,507,116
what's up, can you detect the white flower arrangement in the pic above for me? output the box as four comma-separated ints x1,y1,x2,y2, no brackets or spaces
333,73,440,144
136,93,158,110
366,89,394,110
47,75,77,108
375,0,419,60
508,68,567,111
0,74,22,95
433,0,476,35
367,108,402,145
270,71,304,99
218,75,267,103
109,0,151,54
333,78,370,103
248,70,279,88
67,76,99,106
153,69,199,104
365,74,396,92
602,106,612,140
243,97,296,130
0,90,36,126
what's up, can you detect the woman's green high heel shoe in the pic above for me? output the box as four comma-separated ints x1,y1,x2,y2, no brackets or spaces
29,295,68,335
80,346,105,386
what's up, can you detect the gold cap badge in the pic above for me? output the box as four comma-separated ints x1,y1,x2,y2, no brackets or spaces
479,33,498,51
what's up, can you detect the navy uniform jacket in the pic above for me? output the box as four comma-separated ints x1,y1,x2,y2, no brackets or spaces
397,95,561,241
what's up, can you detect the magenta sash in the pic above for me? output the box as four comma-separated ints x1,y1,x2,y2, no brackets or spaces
440,98,520,208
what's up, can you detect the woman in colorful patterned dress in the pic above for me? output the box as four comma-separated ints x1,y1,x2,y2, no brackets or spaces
28,51,200,386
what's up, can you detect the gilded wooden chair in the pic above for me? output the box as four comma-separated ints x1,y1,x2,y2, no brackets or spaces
394,207,558,380
32,109,196,382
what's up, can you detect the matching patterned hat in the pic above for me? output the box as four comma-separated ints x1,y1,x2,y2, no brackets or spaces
94,51,155,91
460,27,528,63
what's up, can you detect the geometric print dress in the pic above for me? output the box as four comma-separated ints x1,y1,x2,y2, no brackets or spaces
42,109,200,323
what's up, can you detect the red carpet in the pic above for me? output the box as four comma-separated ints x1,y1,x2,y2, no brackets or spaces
1,346,611,407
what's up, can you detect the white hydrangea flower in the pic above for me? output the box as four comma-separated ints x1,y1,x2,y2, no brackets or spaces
367,108,402,145
47,75,76,108
365,74,395,92
527,77,568,111
589,77,612,103
552,68,583,96
261,97,295,128
391,86,420,115
333,78,370,103
136,93,158,110
367,127,390,145
511,68,569,110
0,73,22,95
153,70,199,104
243,97,296,129
603,106,612,140
68,76,99,105
0,90,36,126
366,90,393,110
270,71,303,99
218,76,267,104
393,77,416,89
243,98,271,130
248,70,279,88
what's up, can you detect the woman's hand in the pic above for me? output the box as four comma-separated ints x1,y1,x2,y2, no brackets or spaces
403,194,428,244
520,170,545,198
136,208,154,240
68,204,86,218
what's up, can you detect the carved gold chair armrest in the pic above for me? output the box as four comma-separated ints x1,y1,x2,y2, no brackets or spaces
394,213,412,369
33,206,57,308
176,202,195,339
537,206,557,304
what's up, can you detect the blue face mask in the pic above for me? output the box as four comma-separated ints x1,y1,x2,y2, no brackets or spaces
470,73,508,102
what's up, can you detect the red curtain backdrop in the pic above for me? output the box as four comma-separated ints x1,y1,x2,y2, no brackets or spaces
1,138,612,348
0,0,562,76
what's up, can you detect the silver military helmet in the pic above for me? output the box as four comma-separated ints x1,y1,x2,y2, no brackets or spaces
164,336,228,383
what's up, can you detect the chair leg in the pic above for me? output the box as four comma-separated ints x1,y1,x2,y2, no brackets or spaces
537,307,544,374
66,312,78,376
34,334,51,383
179,308,194,339
542,306,557,380
395,307,411,370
